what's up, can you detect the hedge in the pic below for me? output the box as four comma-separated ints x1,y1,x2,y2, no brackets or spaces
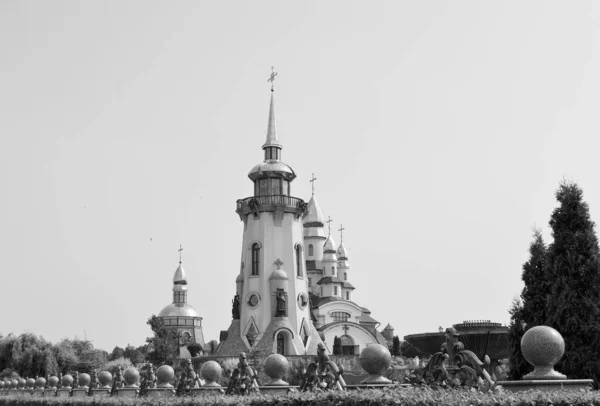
2,387,600,406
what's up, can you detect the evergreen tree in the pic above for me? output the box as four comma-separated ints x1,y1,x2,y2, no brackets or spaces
508,229,548,379
332,336,342,355
545,181,600,384
392,336,401,356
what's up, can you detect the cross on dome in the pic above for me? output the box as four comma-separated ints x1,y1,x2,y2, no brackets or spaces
338,224,345,242
178,244,184,264
310,173,318,196
326,216,333,236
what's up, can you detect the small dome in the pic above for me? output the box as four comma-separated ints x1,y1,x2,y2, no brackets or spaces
248,160,295,181
324,235,337,253
236,273,244,283
337,242,348,259
173,263,186,284
303,195,325,226
158,303,200,318
270,269,288,280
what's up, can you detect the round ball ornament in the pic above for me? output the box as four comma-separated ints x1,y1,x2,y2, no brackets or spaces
98,371,112,388
18,378,26,388
61,374,74,388
48,376,59,388
123,367,140,387
156,365,175,388
78,373,91,388
263,353,289,386
521,325,567,379
35,377,46,389
359,344,392,384
200,361,222,387
26,378,35,388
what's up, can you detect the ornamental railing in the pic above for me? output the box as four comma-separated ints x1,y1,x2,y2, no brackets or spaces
236,195,306,217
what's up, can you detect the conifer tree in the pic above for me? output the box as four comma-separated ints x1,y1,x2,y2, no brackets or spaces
545,181,600,383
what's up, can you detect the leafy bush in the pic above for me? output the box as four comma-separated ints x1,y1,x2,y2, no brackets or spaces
1,386,600,406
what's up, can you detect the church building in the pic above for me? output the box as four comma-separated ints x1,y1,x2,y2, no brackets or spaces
157,247,206,358
217,73,388,356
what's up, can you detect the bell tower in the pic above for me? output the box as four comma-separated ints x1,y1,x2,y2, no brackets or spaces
218,71,324,356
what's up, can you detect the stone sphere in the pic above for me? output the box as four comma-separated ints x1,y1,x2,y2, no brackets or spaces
200,361,222,386
11,379,18,388
123,367,140,386
98,371,112,387
360,344,392,375
0,381,4,389
522,326,565,368
35,377,46,388
18,378,26,388
78,373,91,387
62,374,74,387
26,378,35,388
156,365,175,386
48,376,59,388
263,353,289,385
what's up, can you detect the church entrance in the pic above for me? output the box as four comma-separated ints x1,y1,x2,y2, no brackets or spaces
276,333,285,355
340,335,355,355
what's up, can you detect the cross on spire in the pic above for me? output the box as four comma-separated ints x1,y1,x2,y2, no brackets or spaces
309,173,318,196
268,66,278,91
326,216,333,236
338,224,345,242
178,244,184,264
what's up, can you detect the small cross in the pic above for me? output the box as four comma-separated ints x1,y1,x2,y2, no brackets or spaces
342,324,350,334
338,224,345,242
268,66,278,91
274,258,284,270
326,216,333,236
309,173,317,196
178,244,183,263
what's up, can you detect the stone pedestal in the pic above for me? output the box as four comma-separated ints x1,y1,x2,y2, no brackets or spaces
72,389,88,397
259,386,297,396
44,389,57,397
90,388,110,397
146,388,175,398
116,387,138,398
32,389,45,397
189,387,224,397
56,389,71,398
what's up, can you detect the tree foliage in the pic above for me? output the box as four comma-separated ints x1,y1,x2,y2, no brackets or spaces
332,336,342,355
145,315,180,366
544,181,600,384
392,336,401,356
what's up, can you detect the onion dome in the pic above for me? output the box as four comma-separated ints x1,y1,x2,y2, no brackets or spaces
158,303,199,318
270,269,289,280
173,263,187,284
248,161,295,181
324,235,337,253
336,242,348,260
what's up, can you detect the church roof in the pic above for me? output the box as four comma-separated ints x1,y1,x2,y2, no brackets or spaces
359,312,379,325
336,242,348,259
158,303,200,318
303,195,325,226
305,260,318,270
248,160,295,180
262,90,282,149
383,323,394,331
323,234,337,252
343,282,355,290
173,263,186,283
317,276,344,285
309,293,360,308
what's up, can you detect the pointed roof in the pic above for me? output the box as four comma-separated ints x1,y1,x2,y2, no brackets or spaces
337,242,348,259
173,262,187,284
383,323,394,331
324,234,337,253
262,91,282,150
303,195,325,226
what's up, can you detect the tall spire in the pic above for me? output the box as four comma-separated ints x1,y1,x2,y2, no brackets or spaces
263,67,282,151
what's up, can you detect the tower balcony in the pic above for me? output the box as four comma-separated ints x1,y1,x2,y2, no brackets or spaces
236,195,307,220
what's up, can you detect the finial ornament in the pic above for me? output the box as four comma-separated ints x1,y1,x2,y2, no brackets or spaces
338,224,345,242
178,244,184,264
268,66,278,91
309,173,317,196
326,216,333,236
274,258,284,270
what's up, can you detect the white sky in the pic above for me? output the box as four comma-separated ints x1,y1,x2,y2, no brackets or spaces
1,1,599,352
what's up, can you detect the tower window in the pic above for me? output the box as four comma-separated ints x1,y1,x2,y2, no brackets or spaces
251,243,260,276
334,286,338,296
296,245,302,277
346,292,350,300
331,312,350,322
331,266,335,276
308,244,314,257
308,277,312,287
344,273,347,281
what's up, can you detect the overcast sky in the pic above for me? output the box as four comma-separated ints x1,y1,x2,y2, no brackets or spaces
1,1,599,353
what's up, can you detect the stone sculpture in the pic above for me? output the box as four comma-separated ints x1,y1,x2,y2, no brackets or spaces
299,343,346,391
232,294,240,320
275,290,287,317
225,352,260,395
110,366,124,395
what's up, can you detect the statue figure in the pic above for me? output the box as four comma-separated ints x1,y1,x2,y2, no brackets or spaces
57,373,63,389
300,343,346,392
139,363,156,396
72,371,79,389
275,290,287,317
225,352,260,395
110,366,124,395
89,369,99,394
176,359,202,395
232,294,240,320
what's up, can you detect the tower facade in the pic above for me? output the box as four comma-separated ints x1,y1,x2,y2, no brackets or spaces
218,83,323,356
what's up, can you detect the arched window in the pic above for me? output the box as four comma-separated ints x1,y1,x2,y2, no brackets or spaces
251,243,260,276
296,245,302,277
308,244,314,257
344,273,347,281
331,266,335,276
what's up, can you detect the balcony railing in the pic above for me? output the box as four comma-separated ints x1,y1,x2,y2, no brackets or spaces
236,195,307,218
